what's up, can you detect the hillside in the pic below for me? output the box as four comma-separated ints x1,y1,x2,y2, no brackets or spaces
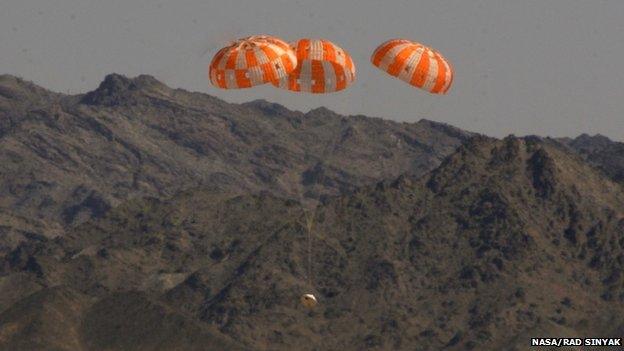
3,135,623,350
559,134,624,184
0,73,471,248
0,286,247,351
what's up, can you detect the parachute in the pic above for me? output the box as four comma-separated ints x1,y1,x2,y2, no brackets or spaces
208,36,454,310
209,35,297,89
371,39,453,94
272,39,356,94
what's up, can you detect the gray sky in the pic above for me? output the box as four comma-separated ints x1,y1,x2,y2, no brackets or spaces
2,0,623,140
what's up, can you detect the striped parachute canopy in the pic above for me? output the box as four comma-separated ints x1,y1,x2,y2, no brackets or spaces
371,39,453,94
209,35,297,89
272,39,356,94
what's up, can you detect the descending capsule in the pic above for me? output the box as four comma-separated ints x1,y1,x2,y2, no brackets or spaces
300,293,318,308
209,35,297,89
272,39,356,94
371,39,453,94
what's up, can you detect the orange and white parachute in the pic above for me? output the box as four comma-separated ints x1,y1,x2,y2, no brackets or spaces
209,35,297,89
371,39,453,94
272,39,356,94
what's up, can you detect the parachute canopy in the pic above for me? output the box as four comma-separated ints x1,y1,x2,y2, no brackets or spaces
273,39,356,94
371,39,453,94
209,35,297,89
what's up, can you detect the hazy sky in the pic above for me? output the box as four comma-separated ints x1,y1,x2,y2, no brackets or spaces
1,0,623,140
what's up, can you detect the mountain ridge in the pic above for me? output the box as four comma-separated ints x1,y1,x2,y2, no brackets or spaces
0,73,473,245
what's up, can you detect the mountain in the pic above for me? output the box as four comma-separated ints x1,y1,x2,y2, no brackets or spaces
3,134,624,350
558,133,624,184
0,286,247,351
0,73,471,250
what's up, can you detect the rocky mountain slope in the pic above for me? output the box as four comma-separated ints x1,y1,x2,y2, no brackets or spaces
0,74,471,248
559,134,624,184
0,286,247,351
2,134,623,350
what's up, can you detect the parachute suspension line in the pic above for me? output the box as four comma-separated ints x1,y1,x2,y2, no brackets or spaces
303,207,317,288
298,104,343,298
302,118,342,287
228,35,274,49
306,211,313,287
299,205,319,308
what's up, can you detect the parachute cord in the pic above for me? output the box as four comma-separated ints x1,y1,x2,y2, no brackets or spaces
307,213,312,287
298,117,341,292
302,122,341,290
301,208,314,288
